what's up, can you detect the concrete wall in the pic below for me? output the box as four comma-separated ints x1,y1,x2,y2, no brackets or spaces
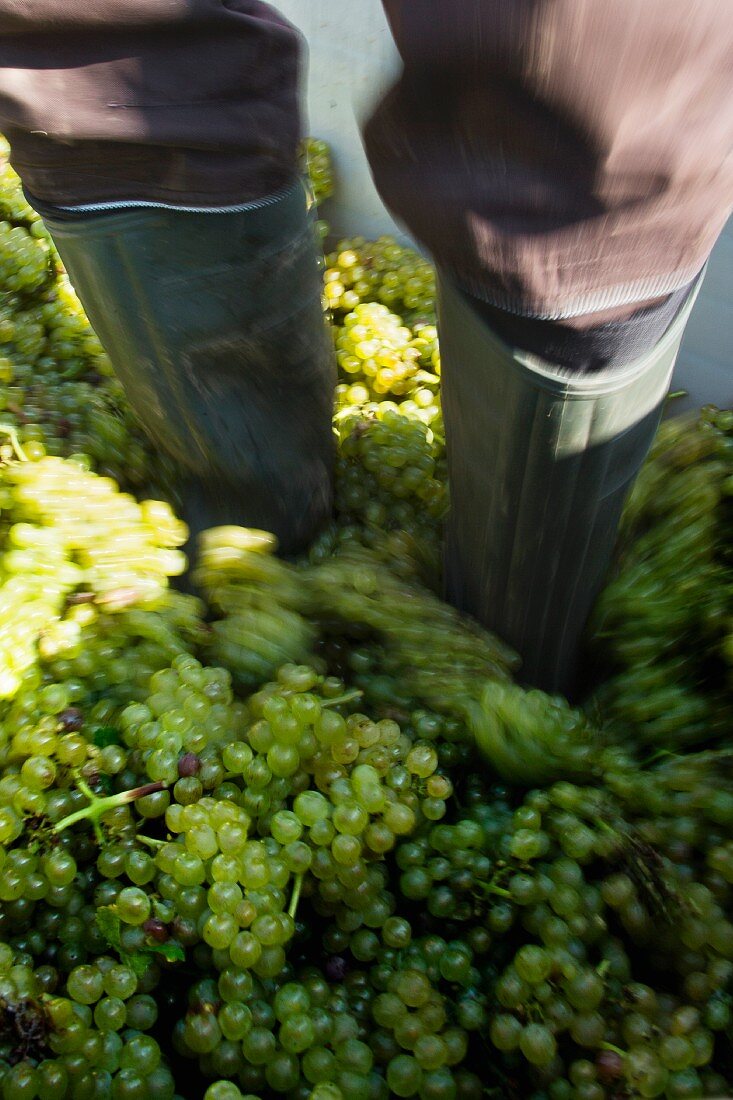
674,229,733,412
279,0,731,408
277,0,399,241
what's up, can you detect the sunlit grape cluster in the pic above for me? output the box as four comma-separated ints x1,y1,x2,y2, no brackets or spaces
302,138,335,207
0,149,43,226
0,220,49,295
324,237,436,321
333,303,439,407
330,305,443,452
0,448,187,703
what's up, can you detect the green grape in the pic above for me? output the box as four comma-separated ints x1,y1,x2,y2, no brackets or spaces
519,1023,557,1066
387,1054,423,1097
124,994,158,1031
489,1014,522,1052
66,963,104,1005
116,887,151,926
324,236,436,322
302,138,335,206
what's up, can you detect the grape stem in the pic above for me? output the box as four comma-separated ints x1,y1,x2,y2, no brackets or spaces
288,873,304,920
600,1041,627,1058
54,778,165,843
593,817,620,840
476,881,512,900
137,835,166,849
0,423,28,462
321,690,363,710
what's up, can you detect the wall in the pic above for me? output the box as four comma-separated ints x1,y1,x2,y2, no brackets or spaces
278,0,731,407
276,0,400,241
673,232,733,412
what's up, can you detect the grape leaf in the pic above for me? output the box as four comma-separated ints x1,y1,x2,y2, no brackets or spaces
95,905,182,975
95,905,123,953
146,941,185,964
128,955,150,979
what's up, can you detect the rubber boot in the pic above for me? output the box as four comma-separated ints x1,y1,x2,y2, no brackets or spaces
438,276,700,697
39,182,336,555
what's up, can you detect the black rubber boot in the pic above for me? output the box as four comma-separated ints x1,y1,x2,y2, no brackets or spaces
40,182,336,555
438,276,700,696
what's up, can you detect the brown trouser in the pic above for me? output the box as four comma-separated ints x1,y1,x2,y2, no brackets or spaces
0,0,731,325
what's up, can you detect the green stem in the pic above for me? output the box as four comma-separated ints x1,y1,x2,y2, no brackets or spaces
288,873,304,920
476,881,512,899
321,690,363,710
137,835,166,849
54,781,165,837
76,777,97,802
0,424,28,462
600,1042,627,1059
642,748,677,766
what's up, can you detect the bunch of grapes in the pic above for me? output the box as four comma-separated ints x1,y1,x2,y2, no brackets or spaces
332,304,441,417
0,297,46,372
6,280,168,490
0,220,49,296
3,456,187,597
194,528,316,690
174,967,382,1098
320,409,447,579
0,447,187,703
0,947,176,1100
389,766,733,1099
0,145,44,226
357,934,485,1100
0,143,169,497
324,238,436,322
301,139,335,208
395,805,511,922
332,321,440,429
590,406,733,749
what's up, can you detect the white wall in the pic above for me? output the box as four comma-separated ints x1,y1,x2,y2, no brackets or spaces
277,0,401,240
672,230,733,412
279,0,731,407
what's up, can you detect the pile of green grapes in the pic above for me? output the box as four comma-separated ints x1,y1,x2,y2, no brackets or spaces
589,406,733,750
323,239,436,322
301,140,335,209
0,140,731,1100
